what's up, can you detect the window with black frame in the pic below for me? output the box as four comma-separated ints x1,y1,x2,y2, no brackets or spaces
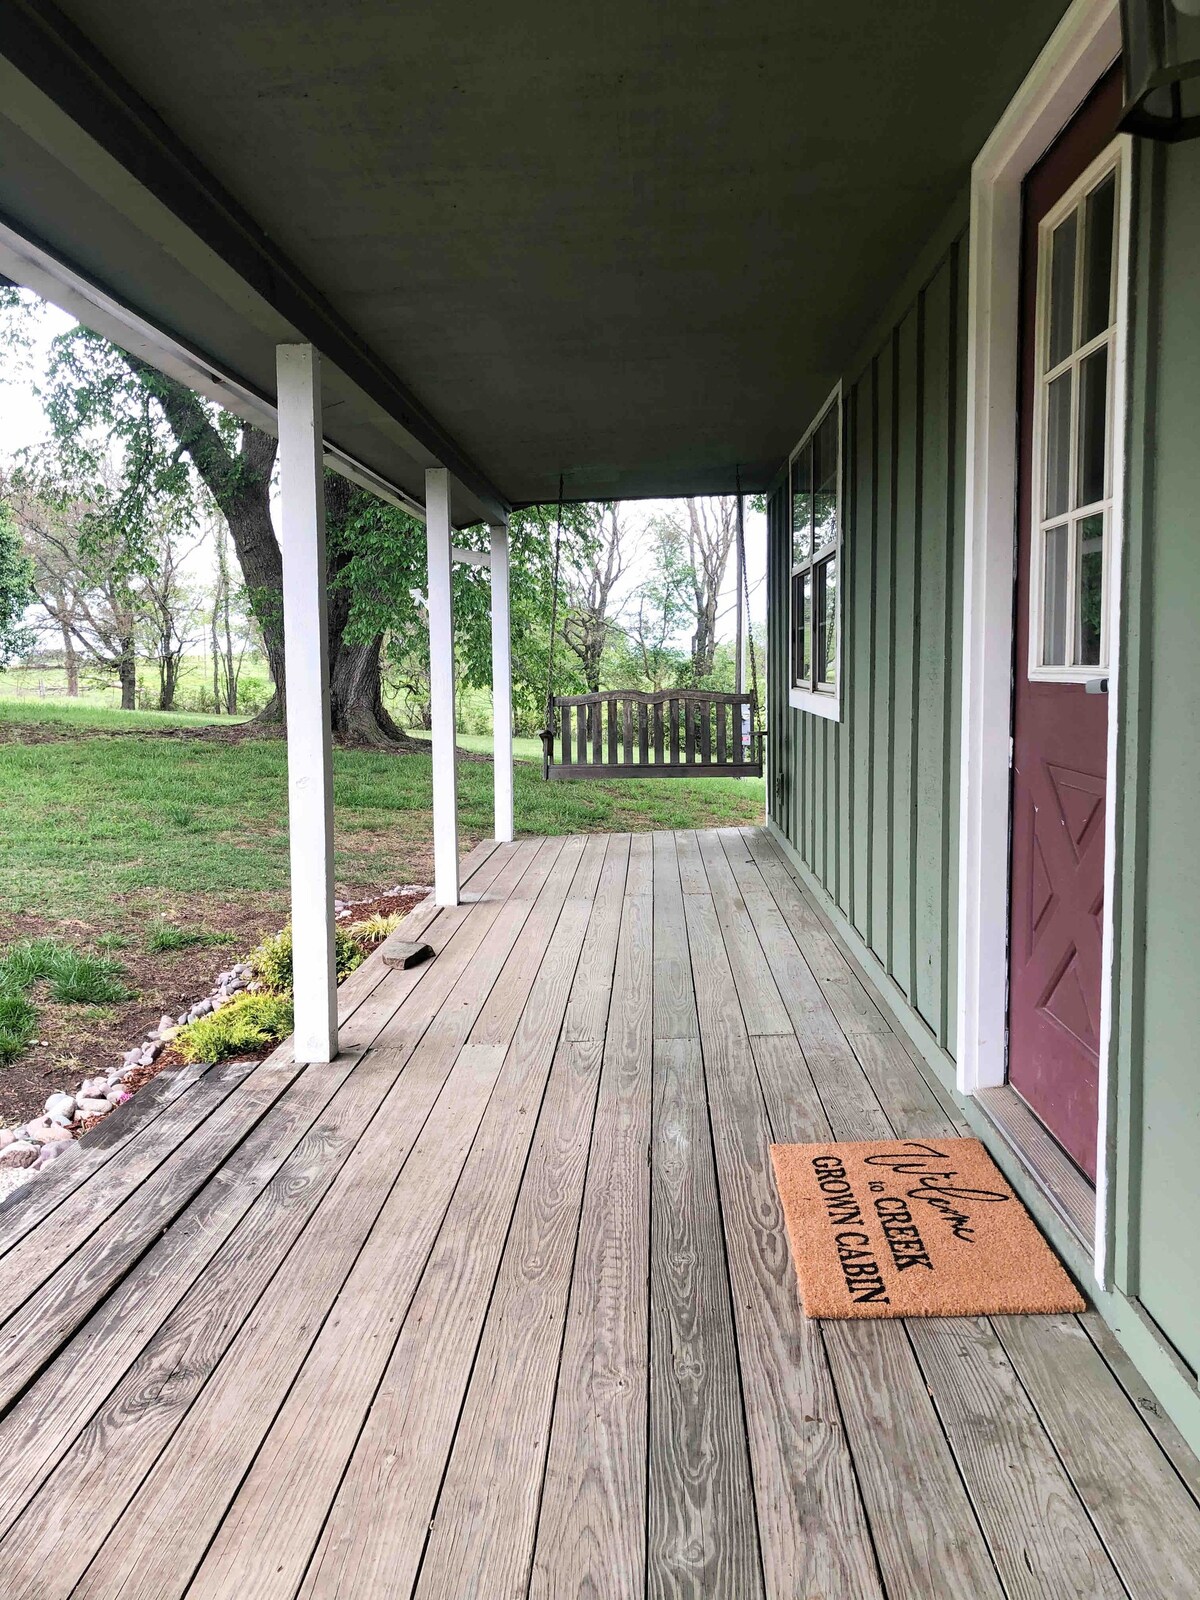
789,391,841,709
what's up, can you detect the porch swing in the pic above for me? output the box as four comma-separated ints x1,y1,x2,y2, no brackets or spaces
539,477,765,781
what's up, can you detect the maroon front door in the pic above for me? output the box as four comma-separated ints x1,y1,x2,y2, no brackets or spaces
1008,70,1122,1183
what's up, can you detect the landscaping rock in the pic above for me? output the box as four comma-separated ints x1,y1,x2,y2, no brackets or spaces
0,1128,14,1148
158,1014,175,1036
189,998,213,1019
106,1087,132,1107
0,1142,38,1170
0,1169,34,1202
25,1117,61,1145
76,1097,110,1118
45,1093,77,1121
34,1140,70,1167
79,1076,108,1101
123,1047,143,1068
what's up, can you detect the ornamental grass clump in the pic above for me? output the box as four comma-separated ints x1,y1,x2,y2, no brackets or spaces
344,912,403,946
249,922,364,995
174,992,294,1065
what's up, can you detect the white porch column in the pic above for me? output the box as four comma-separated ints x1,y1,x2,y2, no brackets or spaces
426,466,459,905
277,343,337,1062
489,520,514,844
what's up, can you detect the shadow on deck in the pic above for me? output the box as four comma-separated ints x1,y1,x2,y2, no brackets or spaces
0,828,1198,1598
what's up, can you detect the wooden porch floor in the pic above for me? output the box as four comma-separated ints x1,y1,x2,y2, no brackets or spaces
1,828,1199,1599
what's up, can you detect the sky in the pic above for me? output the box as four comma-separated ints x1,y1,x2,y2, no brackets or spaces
0,290,767,651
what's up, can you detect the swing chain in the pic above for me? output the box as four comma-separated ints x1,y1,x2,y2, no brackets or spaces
736,467,762,743
544,474,565,731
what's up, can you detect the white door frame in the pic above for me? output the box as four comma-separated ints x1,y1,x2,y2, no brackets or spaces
955,0,1128,1284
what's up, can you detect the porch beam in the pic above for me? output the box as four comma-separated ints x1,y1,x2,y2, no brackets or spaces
427,467,460,905
452,545,491,570
490,520,514,844
277,343,338,1063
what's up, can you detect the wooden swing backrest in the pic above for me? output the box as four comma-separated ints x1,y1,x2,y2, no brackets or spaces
541,689,764,779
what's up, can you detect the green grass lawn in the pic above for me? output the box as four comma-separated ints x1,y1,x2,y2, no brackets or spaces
0,700,765,922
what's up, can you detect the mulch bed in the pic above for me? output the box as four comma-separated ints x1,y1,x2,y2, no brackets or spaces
0,896,282,1129
338,887,429,924
1,881,434,1134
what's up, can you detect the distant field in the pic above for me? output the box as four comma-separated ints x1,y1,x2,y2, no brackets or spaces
0,657,274,715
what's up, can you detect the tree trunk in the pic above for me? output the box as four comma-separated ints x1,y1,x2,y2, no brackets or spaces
59,620,79,696
118,644,137,710
211,609,221,713
222,578,237,715
158,657,178,711
329,635,415,746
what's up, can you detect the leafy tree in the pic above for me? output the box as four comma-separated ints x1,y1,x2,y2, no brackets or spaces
140,522,205,710
630,516,692,690
0,502,35,666
5,459,148,707
681,497,738,682
37,324,424,743
559,503,626,696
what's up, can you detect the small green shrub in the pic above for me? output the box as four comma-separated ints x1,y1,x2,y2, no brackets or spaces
0,994,37,1064
249,922,363,994
344,912,403,945
175,992,294,1064
146,922,236,953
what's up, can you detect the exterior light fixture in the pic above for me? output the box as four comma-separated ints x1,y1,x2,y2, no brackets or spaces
1119,0,1200,139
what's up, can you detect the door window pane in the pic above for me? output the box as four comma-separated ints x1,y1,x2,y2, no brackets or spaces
791,444,812,565
1042,524,1068,666
816,556,837,686
813,410,838,552
1082,173,1116,343
1048,211,1077,370
1044,370,1073,519
1076,514,1104,666
1077,346,1108,507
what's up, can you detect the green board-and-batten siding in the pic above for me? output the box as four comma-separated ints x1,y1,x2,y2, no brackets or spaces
1112,135,1200,1380
767,233,967,1059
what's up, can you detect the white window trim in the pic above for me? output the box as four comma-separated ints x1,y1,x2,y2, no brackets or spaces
1027,144,1124,685
956,0,1129,1291
787,381,843,722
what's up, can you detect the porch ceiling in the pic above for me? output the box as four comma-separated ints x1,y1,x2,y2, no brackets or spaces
0,0,1074,517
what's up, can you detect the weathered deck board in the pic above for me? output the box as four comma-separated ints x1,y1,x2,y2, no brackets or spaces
648,1037,762,1599
681,876,884,1598
0,828,1195,1600
529,875,653,1600
411,1037,602,1600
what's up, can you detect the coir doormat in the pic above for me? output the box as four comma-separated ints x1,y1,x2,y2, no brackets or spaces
770,1137,1085,1318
